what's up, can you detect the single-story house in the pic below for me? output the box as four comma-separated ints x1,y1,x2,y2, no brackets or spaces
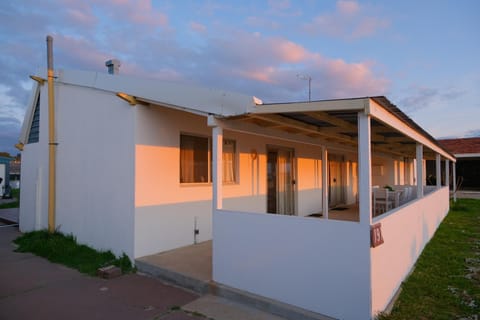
438,137,480,191
18,64,455,319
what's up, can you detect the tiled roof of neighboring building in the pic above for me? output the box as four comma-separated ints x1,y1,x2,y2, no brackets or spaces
439,137,480,155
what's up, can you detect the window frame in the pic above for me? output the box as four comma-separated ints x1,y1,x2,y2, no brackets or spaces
179,133,238,185
179,133,211,184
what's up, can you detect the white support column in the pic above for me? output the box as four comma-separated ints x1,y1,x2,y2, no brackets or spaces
436,154,441,189
212,125,223,210
445,159,450,190
358,112,372,225
321,146,329,219
416,143,424,198
453,162,457,202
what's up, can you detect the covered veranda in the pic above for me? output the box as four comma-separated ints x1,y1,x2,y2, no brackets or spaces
136,96,455,320
210,96,455,319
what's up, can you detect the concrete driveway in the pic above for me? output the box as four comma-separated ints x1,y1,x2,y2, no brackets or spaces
0,223,288,320
0,225,204,320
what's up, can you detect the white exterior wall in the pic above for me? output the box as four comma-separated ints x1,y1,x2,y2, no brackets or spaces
370,187,449,315
213,209,372,320
54,84,136,259
20,81,136,259
134,105,331,257
134,106,214,258
19,91,50,232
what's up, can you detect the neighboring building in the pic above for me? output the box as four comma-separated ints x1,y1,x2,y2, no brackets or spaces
18,66,454,319
9,155,21,189
0,155,12,197
439,137,480,190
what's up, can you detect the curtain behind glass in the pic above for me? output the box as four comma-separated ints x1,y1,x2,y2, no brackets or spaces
223,140,235,183
277,149,293,214
180,135,209,183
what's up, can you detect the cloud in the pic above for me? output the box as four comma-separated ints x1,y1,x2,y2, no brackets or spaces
245,16,280,30
195,31,388,101
337,0,359,15
398,85,465,113
0,84,26,155
304,0,389,39
268,0,291,12
0,1,391,155
190,21,207,34
465,129,480,138
121,0,168,27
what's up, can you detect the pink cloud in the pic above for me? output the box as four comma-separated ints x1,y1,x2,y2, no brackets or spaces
353,16,389,38
239,67,277,83
190,21,207,33
53,34,111,69
205,31,388,99
337,0,359,15
127,0,168,27
272,39,307,63
304,0,389,39
321,59,388,96
66,8,97,26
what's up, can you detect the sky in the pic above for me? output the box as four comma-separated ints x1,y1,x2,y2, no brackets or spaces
0,0,479,156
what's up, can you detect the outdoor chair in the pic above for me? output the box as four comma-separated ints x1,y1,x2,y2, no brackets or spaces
373,188,393,216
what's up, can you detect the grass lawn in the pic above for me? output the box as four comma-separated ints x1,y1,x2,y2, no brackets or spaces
14,230,134,276
378,198,480,319
0,188,20,209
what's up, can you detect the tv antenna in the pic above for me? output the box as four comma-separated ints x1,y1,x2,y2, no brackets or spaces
297,74,312,102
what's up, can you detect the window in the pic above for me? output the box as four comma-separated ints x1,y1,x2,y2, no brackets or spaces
180,134,210,183
180,134,237,184
27,93,40,144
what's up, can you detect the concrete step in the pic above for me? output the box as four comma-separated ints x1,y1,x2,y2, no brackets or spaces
136,258,334,320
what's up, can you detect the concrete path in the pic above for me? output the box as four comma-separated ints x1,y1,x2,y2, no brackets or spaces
0,226,202,320
184,295,287,320
0,226,287,320
456,191,480,199
0,207,19,224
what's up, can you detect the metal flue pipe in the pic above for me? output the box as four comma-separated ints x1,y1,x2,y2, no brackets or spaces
47,35,56,233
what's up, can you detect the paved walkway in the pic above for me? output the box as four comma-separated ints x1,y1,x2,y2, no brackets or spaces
0,207,19,224
456,190,480,199
0,226,287,320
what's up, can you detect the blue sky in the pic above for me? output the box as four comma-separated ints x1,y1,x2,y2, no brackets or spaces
0,0,479,155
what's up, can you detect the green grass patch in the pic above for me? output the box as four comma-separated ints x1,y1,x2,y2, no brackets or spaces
0,188,20,209
14,230,134,276
378,198,480,319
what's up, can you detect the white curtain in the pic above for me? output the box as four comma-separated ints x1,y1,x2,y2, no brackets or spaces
223,140,235,183
277,150,293,215
180,138,194,183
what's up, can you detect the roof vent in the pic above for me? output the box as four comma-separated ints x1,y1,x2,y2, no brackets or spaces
105,59,121,75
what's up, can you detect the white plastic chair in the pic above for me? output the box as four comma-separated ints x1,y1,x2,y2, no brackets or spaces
373,188,393,216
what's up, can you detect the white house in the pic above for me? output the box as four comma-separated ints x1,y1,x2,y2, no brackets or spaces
18,66,455,319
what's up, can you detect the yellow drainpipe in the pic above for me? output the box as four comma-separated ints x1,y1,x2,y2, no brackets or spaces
47,35,56,233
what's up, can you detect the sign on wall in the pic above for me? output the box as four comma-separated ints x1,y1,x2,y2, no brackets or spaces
370,223,384,248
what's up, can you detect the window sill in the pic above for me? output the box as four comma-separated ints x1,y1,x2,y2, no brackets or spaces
180,181,239,187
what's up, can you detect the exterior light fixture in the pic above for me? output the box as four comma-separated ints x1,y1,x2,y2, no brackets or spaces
116,92,137,106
